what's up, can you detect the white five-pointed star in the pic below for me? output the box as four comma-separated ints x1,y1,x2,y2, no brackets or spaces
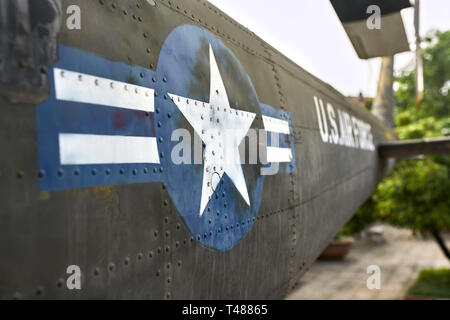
169,44,256,216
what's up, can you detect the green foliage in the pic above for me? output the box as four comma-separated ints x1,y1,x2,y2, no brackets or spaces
407,268,450,299
338,197,378,236
340,30,450,238
374,158,450,233
395,30,450,119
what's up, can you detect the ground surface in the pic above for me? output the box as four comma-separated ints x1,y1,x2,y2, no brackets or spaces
286,226,450,300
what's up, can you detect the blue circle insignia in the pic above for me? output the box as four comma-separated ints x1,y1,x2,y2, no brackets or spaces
155,25,266,251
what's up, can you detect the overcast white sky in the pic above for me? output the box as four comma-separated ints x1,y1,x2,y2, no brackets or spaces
208,0,450,98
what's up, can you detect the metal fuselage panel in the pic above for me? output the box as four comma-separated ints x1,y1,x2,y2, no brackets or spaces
0,0,393,299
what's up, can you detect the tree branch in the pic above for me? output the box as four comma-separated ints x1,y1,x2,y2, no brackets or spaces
431,230,450,261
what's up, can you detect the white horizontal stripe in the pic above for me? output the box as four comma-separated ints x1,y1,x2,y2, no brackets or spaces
266,147,293,163
54,68,154,112
262,115,290,135
59,134,160,165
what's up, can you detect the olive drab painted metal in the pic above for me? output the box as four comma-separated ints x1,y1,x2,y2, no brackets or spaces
0,0,394,299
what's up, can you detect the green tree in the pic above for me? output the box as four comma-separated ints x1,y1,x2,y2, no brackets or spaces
346,30,450,260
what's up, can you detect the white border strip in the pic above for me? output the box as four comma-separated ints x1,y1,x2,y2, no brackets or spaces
266,147,293,163
54,68,154,112
59,134,160,165
262,115,290,135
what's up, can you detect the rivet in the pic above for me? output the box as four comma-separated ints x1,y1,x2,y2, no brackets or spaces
163,77,167,82
91,169,97,176
57,169,64,177
124,257,130,265
108,263,115,271
120,168,125,175
137,252,143,261
148,251,154,258
159,137,163,143
143,168,149,174
35,286,44,296
74,168,80,176
56,279,64,288
60,70,65,77
78,74,83,81
132,169,138,175
95,79,99,86
157,121,162,127
110,82,114,89
93,267,100,276
38,170,45,178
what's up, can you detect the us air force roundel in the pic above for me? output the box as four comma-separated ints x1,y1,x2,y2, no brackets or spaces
36,24,296,250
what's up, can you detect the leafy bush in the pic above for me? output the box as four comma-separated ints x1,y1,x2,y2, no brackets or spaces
339,31,450,258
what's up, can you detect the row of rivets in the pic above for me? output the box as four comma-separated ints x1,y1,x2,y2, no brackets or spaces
38,167,163,178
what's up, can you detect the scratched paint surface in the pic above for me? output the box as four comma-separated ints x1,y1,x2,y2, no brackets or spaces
36,25,296,250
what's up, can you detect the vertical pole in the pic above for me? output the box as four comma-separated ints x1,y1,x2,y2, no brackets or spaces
372,56,395,129
414,0,424,108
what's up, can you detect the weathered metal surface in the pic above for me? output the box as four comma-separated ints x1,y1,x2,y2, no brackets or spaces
0,0,395,299
330,0,411,59
379,137,450,158
0,0,62,104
